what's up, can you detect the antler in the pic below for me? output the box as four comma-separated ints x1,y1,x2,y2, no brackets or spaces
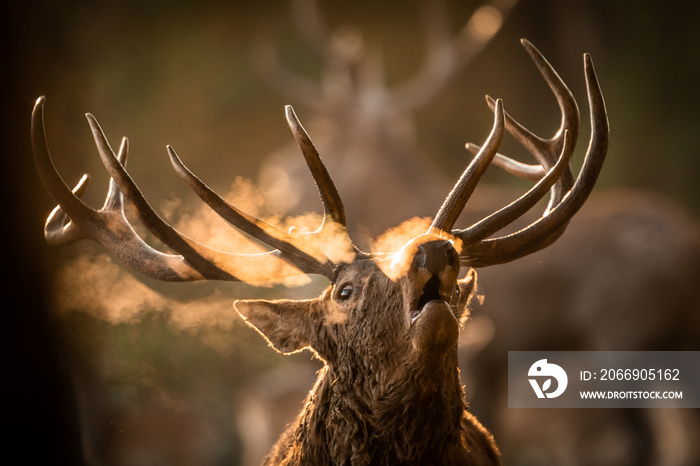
431,39,608,267
32,98,355,284
34,38,606,280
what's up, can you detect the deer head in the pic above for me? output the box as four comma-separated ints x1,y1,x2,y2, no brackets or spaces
33,39,607,464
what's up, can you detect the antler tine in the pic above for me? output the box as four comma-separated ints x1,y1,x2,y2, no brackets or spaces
490,39,580,165
43,174,89,246
163,105,355,276
86,114,227,278
44,137,129,246
430,99,505,233
102,137,129,211
456,130,573,246
461,52,608,267
32,96,93,243
32,97,211,281
466,144,545,181
33,95,127,246
166,145,336,277
284,105,347,227
482,39,579,213
87,114,330,282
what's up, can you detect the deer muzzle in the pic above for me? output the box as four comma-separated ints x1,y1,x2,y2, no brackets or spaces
401,238,461,353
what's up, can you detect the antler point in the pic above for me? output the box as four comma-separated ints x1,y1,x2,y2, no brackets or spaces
167,145,183,167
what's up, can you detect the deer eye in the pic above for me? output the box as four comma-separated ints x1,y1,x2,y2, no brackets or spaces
337,284,354,301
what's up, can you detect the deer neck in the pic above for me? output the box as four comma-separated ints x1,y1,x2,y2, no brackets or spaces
371,347,467,459
298,346,467,463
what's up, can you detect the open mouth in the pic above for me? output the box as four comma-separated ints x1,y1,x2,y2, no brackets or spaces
410,274,449,324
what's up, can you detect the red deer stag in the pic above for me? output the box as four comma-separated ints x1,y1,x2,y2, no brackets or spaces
33,39,607,465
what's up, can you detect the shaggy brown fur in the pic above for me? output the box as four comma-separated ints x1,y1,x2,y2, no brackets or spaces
235,237,501,465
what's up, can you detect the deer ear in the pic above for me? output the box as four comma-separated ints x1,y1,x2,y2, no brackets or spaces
234,298,325,355
454,268,478,324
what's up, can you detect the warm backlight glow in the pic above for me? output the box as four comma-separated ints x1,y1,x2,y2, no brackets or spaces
467,6,503,41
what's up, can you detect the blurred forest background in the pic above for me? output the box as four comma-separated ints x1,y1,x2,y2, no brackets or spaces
5,0,700,465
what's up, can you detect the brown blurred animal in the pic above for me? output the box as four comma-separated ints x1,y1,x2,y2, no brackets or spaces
254,0,520,238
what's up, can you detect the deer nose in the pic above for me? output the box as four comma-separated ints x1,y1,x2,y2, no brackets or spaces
411,240,459,274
